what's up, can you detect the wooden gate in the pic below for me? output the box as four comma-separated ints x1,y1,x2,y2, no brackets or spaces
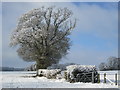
75,72,99,83
66,71,99,83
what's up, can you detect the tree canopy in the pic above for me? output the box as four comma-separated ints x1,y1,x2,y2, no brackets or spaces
10,6,76,69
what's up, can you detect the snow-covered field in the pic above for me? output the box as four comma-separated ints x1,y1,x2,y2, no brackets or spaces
1,71,119,88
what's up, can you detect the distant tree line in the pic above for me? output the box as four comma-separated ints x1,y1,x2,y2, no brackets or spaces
99,56,120,71
0,67,24,71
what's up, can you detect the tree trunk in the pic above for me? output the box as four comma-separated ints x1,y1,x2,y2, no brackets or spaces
36,59,49,76
36,60,48,70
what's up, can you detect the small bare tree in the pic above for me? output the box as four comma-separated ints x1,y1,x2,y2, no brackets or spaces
10,6,76,71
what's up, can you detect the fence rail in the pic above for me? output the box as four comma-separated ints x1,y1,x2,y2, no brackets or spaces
102,73,118,85
92,72,118,85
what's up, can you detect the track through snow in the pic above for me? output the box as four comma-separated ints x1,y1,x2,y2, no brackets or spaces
1,71,118,88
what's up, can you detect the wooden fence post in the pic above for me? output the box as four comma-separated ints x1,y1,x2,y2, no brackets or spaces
64,71,67,80
98,73,100,83
92,72,94,83
36,70,39,76
115,73,117,85
104,73,106,83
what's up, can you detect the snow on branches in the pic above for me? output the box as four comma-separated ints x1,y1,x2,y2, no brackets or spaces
10,6,76,69
10,6,76,47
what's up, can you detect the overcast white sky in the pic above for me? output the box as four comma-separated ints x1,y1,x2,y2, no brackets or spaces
1,2,118,68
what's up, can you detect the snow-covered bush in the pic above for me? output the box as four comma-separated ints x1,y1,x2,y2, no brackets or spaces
66,65,97,73
66,65,99,83
38,69,61,79
56,74,63,79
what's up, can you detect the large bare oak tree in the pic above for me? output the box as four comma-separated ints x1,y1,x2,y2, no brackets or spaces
10,6,76,71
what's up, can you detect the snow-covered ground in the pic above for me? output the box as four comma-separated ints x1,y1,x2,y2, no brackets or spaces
1,71,119,88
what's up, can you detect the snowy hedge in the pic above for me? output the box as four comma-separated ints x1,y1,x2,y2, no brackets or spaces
66,65,97,73
37,65,99,83
38,69,61,79
66,65,99,83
